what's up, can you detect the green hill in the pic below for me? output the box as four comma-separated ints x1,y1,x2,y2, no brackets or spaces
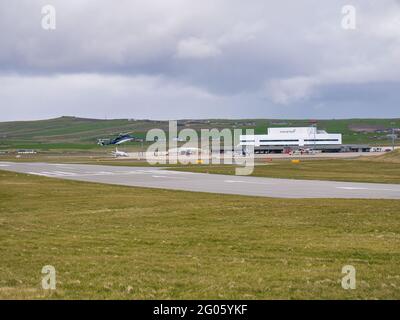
0,116,154,151
0,116,398,151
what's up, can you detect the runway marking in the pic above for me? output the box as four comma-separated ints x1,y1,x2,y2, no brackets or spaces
224,180,273,185
336,187,368,190
136,169,194,175
27,170,192,179
27,171,79,177
0,164,10,167
152,175,187,180
160,171,195,175
53,165,75,169
336,187,400,192
25,170,190,178
53,171,77,176
28,172,50,177
41,171,58,176
134,170,163,174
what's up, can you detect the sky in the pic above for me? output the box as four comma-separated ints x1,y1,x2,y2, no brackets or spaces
0,0,400,121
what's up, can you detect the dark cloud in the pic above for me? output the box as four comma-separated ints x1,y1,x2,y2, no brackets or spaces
1,0,400,120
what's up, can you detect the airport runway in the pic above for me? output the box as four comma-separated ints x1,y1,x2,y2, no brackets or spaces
1,162,400,199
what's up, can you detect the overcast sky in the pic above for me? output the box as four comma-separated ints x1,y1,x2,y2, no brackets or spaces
1,0,400,121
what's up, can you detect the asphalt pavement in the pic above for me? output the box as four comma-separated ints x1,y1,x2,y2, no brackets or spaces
1,162,400,199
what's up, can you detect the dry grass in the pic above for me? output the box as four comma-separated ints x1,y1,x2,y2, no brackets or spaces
0,170,400,299
370,149,400,163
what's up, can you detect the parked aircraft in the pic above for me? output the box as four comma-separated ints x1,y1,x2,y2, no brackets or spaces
111,148,129,158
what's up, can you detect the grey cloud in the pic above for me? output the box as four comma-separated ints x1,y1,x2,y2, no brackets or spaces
0,0,400,120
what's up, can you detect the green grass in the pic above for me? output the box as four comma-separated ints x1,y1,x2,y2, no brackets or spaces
0,116,398,151
0,170,400,299
253,118,400,144
0,142,96,150
171,158,400,184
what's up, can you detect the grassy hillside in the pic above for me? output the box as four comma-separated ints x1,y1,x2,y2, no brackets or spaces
0,170,399,299
0,117,151,151
0,116,399,151
253,118,400,145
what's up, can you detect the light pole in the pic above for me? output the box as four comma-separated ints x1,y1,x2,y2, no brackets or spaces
309,120,317,153
314,123,317,152
392,127,395,150
390,122,396,151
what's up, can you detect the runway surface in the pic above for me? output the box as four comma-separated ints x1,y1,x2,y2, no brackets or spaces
1,162,400,199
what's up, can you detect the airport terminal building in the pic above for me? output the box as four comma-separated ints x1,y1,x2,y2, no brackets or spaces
240,127,347,153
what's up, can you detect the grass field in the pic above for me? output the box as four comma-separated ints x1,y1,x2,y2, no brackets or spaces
0,116,398,151
0,170,400,299
372,149,400,163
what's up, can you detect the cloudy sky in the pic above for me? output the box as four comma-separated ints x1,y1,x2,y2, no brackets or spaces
1,0,400,121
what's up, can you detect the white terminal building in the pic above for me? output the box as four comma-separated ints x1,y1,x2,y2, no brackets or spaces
240,127,344,154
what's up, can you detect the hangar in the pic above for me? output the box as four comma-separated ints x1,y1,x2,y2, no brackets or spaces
240,126,347,153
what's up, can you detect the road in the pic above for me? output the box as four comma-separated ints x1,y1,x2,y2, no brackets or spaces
1,162,400,199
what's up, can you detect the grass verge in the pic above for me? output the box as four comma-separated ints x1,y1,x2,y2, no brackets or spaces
0,170,399,299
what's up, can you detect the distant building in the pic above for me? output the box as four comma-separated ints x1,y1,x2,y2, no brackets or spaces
240,127,343,153
17,149,37,154
270,121,289,125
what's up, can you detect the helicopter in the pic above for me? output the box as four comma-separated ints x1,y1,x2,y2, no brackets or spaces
97,133,136,146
